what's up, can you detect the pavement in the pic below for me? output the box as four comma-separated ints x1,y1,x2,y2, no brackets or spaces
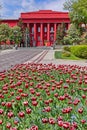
24,48,87,66
40,49,87,66
0,48,87,72
0,49,17,55
0,48,43,72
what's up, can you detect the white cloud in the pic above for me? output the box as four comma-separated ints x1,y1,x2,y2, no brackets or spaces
8,9,24,19
43,0,66,11
0,0,66,19
0,0,10,18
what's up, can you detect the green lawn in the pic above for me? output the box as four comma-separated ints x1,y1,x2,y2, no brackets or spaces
55,51,82,60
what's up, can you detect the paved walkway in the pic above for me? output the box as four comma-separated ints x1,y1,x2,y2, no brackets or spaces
0,48,87,72
0,48,43,72
40,49,87,66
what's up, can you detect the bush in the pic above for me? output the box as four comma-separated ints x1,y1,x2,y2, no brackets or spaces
62,51,71,57
63,36,72,45
63,46,71,52
70,45,87,59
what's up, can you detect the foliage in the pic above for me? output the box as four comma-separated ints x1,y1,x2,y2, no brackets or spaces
62,51,71,57
64,24,81,45
70,45,87,58
0,24,10,43
17,19,24,29
1,63,87,129
63,36,72,45
55,51,81,60
81,32,87,44
0,23,22,46
56,23,66,45
23,27,30,47
63,46,71,52
9,26,22,44
63,0,77,11
64,0,87,27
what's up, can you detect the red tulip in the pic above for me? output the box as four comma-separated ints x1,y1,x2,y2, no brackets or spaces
18,111,25,118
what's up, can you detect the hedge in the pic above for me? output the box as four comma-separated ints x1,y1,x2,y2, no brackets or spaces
70,45,87,59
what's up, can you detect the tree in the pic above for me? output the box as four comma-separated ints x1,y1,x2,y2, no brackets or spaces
17,19,30,47
24,27,30,47
63,0,77,11
0,23,10,44
56,23,66,45
64,0,87,28
63,24,81,45
9,26,22,46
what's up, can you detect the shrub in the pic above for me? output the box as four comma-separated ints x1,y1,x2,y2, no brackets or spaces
80,42,87,45
63,46,71,52
70,45,87,59
63,36,72,45
62,51,71,57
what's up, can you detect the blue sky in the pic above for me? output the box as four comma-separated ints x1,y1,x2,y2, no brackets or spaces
0,0,66,19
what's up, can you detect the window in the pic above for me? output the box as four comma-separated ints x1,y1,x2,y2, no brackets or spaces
38,27,40,32
44,27,47,32
50,27,54,32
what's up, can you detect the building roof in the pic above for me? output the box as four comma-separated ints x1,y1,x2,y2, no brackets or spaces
21,10,69,19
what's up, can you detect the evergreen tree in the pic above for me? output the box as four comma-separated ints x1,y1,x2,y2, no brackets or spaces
63,24,81,45
56,23,66,45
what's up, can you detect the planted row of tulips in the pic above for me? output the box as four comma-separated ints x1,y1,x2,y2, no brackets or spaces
0,63,87,130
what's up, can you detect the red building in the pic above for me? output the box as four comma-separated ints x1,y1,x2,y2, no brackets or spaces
1,10,70,46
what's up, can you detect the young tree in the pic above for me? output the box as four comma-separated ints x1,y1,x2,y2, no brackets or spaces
24,27,30,47
56,23,66,45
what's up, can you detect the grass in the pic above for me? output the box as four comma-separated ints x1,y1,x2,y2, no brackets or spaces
55,51,82,60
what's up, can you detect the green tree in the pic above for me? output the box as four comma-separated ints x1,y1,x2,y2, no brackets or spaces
0,24,10,45
17,19,24,37
24,27,30,47
63,24,81,45
64,0,87,28
63,0,77,11
56,23,66,45
9,26,22,46
18,20,30,47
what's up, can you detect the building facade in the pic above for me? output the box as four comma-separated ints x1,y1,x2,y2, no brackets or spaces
1,10,70,46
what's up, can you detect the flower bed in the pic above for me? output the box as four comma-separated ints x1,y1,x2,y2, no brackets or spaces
0,63,87,130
